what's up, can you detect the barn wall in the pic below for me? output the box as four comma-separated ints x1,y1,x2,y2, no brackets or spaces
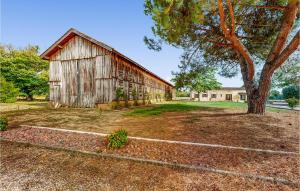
49,35,173,107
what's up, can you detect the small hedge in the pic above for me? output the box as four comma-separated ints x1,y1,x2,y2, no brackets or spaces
286,97,299,109
0,116,8,131
107,129,128,149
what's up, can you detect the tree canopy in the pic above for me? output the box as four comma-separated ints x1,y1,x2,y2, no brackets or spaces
0,45,49,100
282,85,300,99
172,66,221,94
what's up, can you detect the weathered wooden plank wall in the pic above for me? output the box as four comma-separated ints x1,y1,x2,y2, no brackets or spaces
49,35,173,107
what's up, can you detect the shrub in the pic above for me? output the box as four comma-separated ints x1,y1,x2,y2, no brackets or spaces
0,76,19,103
132,89,138,106
107,129,128,149
0,116,8,131
286,97,299,109
116,88,124,103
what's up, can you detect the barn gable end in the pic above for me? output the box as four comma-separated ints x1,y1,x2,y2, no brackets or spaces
42,28,174,108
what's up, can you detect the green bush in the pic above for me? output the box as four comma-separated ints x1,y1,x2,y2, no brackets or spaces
116,88,124,103
132,89,138,106
286,97,299,109
0,116,8,131
0,76,19,103
107,129,128,149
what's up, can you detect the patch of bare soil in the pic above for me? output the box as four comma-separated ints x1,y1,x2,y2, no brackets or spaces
0,141,298,191
115,108,300,152
4,107,299,152
1,126,299,183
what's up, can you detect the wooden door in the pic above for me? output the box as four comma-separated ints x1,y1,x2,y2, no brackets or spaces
61,60,78,106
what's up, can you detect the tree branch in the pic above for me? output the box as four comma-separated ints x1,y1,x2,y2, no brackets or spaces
272,30,300,71
267,1,299,63
227,0,235,34
218,0,255,80
218,0,230,38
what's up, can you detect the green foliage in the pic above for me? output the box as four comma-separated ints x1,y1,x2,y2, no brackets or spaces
286,98,299,109
132,89,138,106
282,85,300,99
107,129,128,149
272,57,300,88
268,90,282,100
0,45,49,100
0,76,19,103
0,116,8,131
172,67,221,94
116,88,124,103
144,0,297,79
176,91,189,97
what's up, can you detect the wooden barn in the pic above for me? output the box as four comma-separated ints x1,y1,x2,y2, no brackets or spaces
41,28,174,108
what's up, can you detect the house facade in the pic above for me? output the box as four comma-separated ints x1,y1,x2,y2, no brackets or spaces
41,28,174,108
190,87,247,102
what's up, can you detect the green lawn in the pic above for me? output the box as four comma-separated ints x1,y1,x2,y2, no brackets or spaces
0,101,48,112
126,101,287,116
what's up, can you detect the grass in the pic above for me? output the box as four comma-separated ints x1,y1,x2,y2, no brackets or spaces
125,103,201,116
0,101,48,112
126,101,289,116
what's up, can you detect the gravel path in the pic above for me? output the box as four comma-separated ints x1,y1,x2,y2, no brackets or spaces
1,126,299,184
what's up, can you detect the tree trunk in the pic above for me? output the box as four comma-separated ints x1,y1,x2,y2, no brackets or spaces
198,91,200,101
239,57,272,115
26,95,34,101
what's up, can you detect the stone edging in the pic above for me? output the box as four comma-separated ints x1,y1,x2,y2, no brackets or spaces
20,125,299,155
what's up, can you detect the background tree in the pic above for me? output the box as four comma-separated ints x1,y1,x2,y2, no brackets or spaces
0,45,49,100
282,85,300,99
144,0,299,114
268,90,282,100
172,67,221,101
272,56,300,88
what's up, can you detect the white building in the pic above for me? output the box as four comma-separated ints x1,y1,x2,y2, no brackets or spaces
190,87,247,102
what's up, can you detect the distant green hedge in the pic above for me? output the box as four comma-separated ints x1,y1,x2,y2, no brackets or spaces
0,116,8,131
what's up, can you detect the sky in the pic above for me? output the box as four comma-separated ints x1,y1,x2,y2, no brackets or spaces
1,0,243,87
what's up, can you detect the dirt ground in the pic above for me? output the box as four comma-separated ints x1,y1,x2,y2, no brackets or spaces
0,141,298,191
4,105,299,152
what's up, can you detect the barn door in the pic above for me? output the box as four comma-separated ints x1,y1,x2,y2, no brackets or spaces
61,60,78,106
77,58,96,107
60,59,95,107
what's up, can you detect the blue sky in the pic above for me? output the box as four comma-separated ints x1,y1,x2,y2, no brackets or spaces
1,0,243,87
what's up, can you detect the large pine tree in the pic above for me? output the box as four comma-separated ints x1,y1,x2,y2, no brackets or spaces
144,0,299,114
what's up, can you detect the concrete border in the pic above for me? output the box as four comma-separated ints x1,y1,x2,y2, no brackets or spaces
20,125,299,155
1,139,299,188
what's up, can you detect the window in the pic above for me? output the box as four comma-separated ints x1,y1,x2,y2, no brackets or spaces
240,94,246,100
211,94,217,98
202,93,208,97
